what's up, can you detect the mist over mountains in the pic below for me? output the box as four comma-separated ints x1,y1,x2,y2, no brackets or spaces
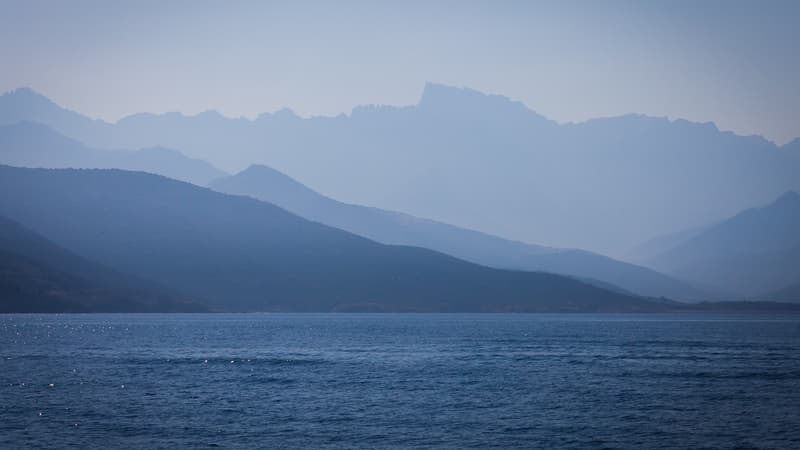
1,84,797,256
210,164,710,301
0,121,226,185
642,191,800,298
0,215,202,312
0,165,672,312
0,84,798,310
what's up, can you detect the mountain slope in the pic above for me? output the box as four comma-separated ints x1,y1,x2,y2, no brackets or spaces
625,226,709,264
209,165,710,300
0,215,203,312
2,85,798,256
0,165,669,313
0,121,226,185
645,191,800,296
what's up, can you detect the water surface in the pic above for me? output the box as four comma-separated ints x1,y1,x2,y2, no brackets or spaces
2,313,799,448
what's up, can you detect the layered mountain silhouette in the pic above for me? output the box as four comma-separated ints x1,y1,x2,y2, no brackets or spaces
0,165,679,313
642,191,800,298
0,121,226,185
210,164,710,300
2,85,798,256
0,215,203,312
625,226,709,264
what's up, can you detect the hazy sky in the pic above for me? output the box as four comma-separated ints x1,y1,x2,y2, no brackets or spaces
1,0,798,143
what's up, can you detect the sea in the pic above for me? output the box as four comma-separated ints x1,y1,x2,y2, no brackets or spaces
1,313,799,449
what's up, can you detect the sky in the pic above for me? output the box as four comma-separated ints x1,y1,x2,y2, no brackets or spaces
1,0,798,144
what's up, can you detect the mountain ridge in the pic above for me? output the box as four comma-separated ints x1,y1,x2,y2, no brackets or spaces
644,191,800,298
0,215,204,312
2,85,778,141
0,165,674,313
210,164,712,300
0,121,227,185
2,85,798,256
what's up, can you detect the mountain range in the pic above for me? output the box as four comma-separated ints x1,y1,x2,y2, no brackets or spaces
0,121,226,185
1,85,797,311
209,164,710,300
0,165,675,312
0,118,718,302
641,191,800,298
1,85,797,256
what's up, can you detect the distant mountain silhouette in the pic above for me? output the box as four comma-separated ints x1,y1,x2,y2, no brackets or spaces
2,85,798,256
210,164,711,300
643,191,800,297
0,121,226,185
0,88,111,139
0,215,203,312
625,225,710,264
0,165,677,313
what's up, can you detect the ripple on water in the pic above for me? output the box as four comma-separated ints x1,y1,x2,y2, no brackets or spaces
0,313,799,449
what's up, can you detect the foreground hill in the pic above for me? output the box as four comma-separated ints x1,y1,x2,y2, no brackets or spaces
2,85,798,256
644,192,800,297
0,216,203,312
0,121,226,185
0,165,669,313
210,165,709,300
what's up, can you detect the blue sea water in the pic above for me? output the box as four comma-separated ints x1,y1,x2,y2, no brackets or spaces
1,313,799,449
